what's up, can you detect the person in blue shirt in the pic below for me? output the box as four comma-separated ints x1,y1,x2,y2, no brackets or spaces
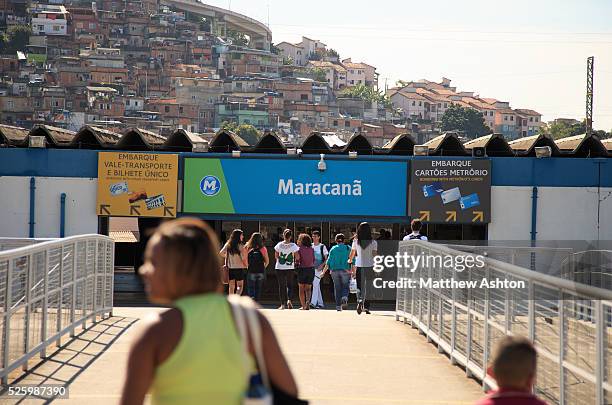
320,233,352,311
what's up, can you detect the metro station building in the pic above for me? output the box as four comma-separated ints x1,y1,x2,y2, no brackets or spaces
1,125,611,268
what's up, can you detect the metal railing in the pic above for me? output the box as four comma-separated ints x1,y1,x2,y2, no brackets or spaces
0,238,54,252
0,235,114,384
395,240,612,405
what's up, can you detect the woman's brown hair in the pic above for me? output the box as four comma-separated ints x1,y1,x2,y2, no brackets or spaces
153,218,221,297
297,233,312,247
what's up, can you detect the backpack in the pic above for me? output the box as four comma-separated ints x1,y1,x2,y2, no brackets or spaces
248,248,265,273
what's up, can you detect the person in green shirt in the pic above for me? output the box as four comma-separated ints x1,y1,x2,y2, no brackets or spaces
320,233,353,311
120,218,298,405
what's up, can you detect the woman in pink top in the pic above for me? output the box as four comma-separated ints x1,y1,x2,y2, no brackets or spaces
296,233,315,310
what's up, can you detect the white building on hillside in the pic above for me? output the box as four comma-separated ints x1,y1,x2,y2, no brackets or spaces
31,5,69,36
276,36,326,66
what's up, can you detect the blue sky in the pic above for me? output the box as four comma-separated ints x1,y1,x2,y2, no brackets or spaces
208,0,612,129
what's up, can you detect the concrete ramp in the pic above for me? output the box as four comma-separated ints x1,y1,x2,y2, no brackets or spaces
3,307,482,404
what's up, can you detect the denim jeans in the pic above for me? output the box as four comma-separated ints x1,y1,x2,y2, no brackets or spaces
247,273,265,302
356,267,373,310
330,270,350,308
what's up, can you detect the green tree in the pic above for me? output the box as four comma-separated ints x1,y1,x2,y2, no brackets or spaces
539,119,588,140
308,67,327,82
326,48,339,58
440,104,491,139
339,83,392,108
395,80,410,88
220,121,261,145
282,56,294,65
0,25,31,54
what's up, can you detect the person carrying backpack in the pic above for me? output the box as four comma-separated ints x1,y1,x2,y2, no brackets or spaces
245,233,269,302
320,234,352,311
403,219,428,241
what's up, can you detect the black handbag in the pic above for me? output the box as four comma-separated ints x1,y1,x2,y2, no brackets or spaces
271,384,308,405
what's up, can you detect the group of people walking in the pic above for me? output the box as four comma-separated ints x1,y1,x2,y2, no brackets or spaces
219,222,383,313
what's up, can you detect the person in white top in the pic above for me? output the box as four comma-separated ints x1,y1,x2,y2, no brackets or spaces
403,219,428,241
274,229,300,309
310,230,328,309
348,222,378,315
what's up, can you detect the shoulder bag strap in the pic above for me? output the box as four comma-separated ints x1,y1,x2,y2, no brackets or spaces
244,303,270,389
227,296,249,373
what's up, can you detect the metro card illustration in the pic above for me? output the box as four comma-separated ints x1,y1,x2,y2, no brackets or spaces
422,182,444,198
441,187,461,204
459,193,480,210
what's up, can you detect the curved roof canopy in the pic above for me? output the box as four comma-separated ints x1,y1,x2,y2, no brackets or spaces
0,124,29,147
254,132,286,153
344,133,373,155
72,125,122,149
382,133,416,155
208,129,249,153
423,132,468,156
463,133,513,157
508,133,560,157
29,125,76,147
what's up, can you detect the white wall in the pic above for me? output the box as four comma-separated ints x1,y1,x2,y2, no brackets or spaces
488,186,533,240
0,177,99,238
488,186,612,241
32,18,67,36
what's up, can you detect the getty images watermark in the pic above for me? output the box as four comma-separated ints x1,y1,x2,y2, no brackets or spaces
369,251,526,291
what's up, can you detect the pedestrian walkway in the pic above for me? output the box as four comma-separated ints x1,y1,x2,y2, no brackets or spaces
3,307,483,405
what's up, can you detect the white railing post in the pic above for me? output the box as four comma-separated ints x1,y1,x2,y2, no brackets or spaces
101,240,107,319
41,250,49,357
22,254,32,371
595,299,604,405
558,289,565,404
482,266,490,386
81,242,87,330
92,240,98,322
528,280,535,341
56,246,63,347
2,259,13,385
466,268,473,378
70,241,77,338
109,240,115,317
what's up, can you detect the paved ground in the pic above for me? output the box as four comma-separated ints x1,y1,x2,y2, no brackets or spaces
2,306,483,405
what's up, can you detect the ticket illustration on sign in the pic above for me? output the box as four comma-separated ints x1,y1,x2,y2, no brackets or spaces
422,182,444,198
459,193,480,210
97,152,178,217
440,187,461,204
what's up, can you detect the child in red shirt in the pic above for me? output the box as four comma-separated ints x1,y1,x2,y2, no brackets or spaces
475,336,548,405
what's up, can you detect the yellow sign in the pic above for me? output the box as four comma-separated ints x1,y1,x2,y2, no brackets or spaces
97,152,178,217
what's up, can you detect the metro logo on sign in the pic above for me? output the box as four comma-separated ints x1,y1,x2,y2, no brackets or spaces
200,175,221,196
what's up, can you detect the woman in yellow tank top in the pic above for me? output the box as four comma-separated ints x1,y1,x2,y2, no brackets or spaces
119,218,298,405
